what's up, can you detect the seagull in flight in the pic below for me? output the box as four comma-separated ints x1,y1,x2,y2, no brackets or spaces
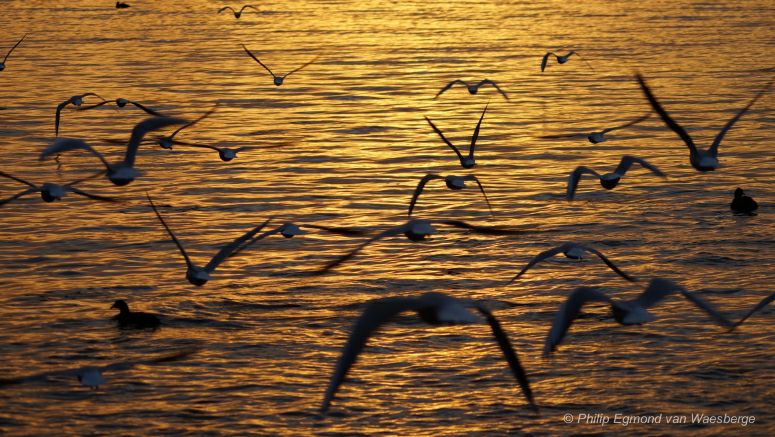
0,34,26,72
77,98,165,117
39,117,188,186
567,155,666,200
230,221,367,257
219,5,258,18
241,44,319,86
155,105,217,150
425,103,488,169
147,193,271,286
320,292,535,413
541,51,593,72
0,169,115,207
407,173,493,217
636,74,773,172
538,113,651,144
506,242,636,284
0,349,197,389
434,79,509,100
317,219,527,273
55,93,106,136
543,278,734,356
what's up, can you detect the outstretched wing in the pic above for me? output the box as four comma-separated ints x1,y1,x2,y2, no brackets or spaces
124,117,188,167
0,170,37,188
127,100,165,116
582,245,637,282
476,307,536,409
433,80,466,99
285,55,320,77
0,188,37,207
464,175,494,216
731,291,775,329
543,287,613,355
613,155,666,178
54,100,70,137
315,225,408,273
241,44,276,77
601,113,651,134
302,223,368,236
709,80,773,156
636,74,698,156
218,6,236,14
566,166,600,200
204,218,272,273
3,34,26,63
76,100,111,111
469,102,489,158
320,297,423,413
478,79,509,100
425,116,465,162
240,5,259,13
540,52,552,72
439,219,525,236
101,348,199,373
407,174,444,216
66,186,118,203
507,243,572,284
39,138,111,171
677,287,734,328
170,106,217,139
146,193,194,270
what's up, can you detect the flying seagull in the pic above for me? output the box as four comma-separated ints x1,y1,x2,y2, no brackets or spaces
155,105,217,150
230,221,366,258
543,278,734,355
55,93,106,136
0,34,26,72
241,44,319,86
636,74,773,172
320,292,535,413
77,98,165,117
425,103,488,169
0,348,197,389
541,51,593,72
317,219,527,273
407,173,493,217
218,5,258,18
537,113,651,144
147,193,270,286
506,242,636,284
39,117,188,186
0,170,115,207
434,79,509,100
567,155,666,200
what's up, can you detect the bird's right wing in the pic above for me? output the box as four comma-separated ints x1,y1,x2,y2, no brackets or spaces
678,288,734,329
170,106,217,139
709,80,773,156
540,52,552,72
507,243,570,284
67,186,119,203
466,175,494,216
601,113,651,134
613,155,666,178
54,100,70,137
731,291,775,329
204,217,273,272
0,170,37,188
320,297,423,413
566,166,600,200
124,117,188,167
407,174,443,216
218,6,235,14
0,188,36,207
468,102,489,158
2,34,26,63
146,193,195,271
583,245,637,282
128,101,165,116
315,225,407,274
433,80,466,99
39,138,111,170
479,79,509,100
241,44,276,77
636,74,698,156
425,116,465,161
543,287,613,356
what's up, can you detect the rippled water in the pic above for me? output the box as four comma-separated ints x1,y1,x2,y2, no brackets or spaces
0,0,773,435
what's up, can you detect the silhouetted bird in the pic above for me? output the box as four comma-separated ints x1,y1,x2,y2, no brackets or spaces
425,103,488,169
567,155,666,200
730,188,758,214
320,292,535,413
218,5,258,18
541,51,593,72
241,44,319,86
434,79,509,100
0,170,115,207
407,173,493,216
507,242,636,284
116,2,130,8
111,300,161,329
55,93,106,136
0,34,26,72
637,74,772,172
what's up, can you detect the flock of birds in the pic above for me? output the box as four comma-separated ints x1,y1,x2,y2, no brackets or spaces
0,3,774,418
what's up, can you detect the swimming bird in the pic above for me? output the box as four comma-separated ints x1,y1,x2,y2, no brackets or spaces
434,79,509,100
39,117,188,186
730,188,758,214
538,113,651,144
541,51,592,72
543,278,734,355
317,219,526,273
155,106,217,150
241,44,319,86
111,300,161,329
636,74,773,172
0,349,197,389
0,34,26,72
407,174,493,216
77,98,165,117
567,155,666,200
55,93,106,136
425,103,488,169
147,193,270,286
729,291,775,330
320,292,535,413
0,170,115,207
116,1,130,8
219,5,258,18
506,242,636,284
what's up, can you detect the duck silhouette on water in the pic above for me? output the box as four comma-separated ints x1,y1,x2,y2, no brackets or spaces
111,299,161,329
730,188,758,214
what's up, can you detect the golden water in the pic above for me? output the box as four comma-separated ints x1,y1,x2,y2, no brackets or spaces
0,0,773,435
